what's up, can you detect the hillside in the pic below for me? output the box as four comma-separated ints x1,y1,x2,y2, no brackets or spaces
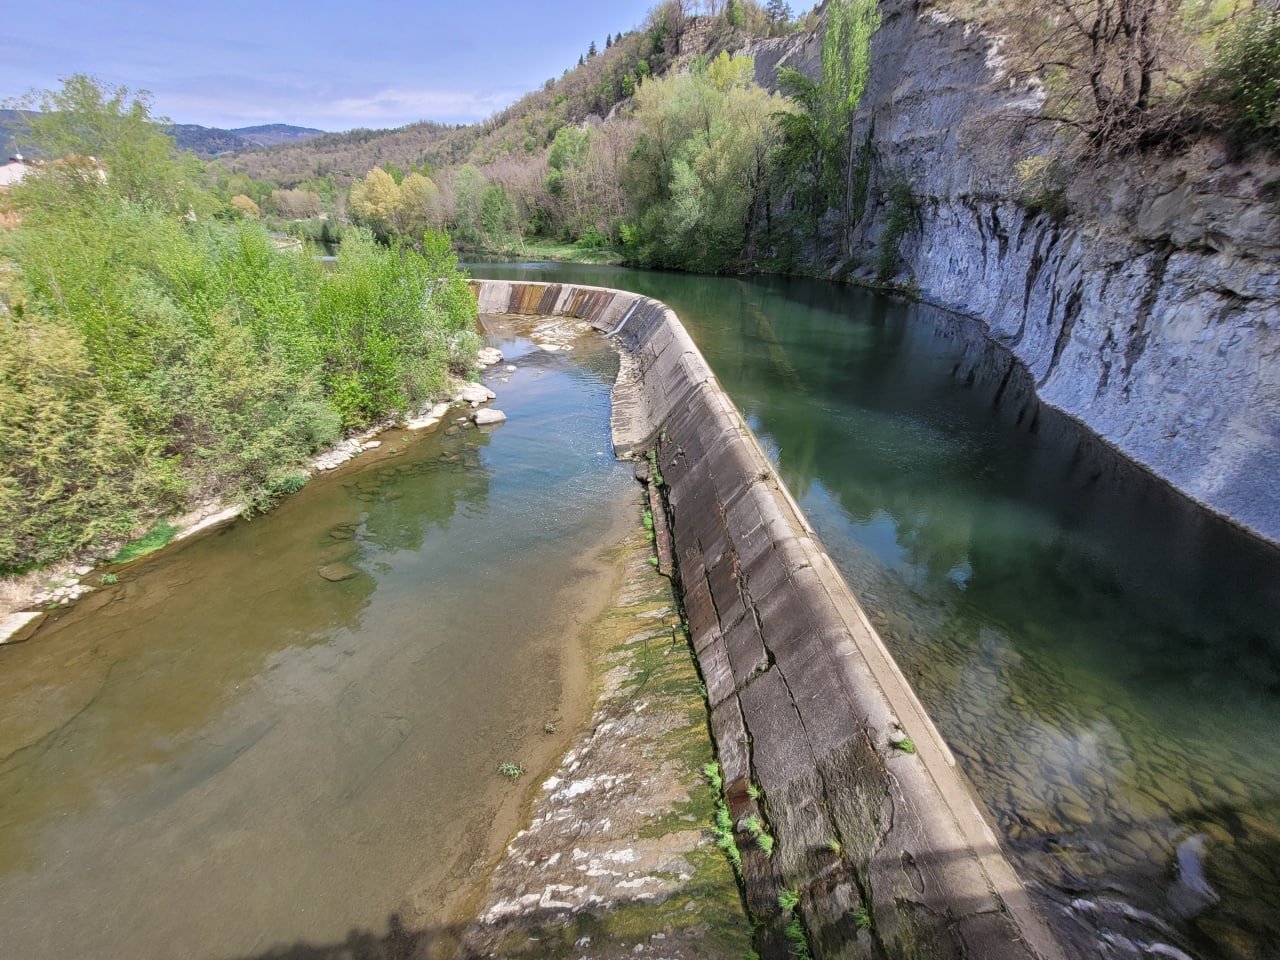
220,3,808,187
223,120,469,185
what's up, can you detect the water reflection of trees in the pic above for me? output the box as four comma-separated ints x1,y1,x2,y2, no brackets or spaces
354,432,494,556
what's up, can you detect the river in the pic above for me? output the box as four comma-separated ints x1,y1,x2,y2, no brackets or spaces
470,263,1280,960
0,321,633,959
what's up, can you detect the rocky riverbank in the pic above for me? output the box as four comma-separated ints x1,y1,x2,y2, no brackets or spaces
451,522,750,960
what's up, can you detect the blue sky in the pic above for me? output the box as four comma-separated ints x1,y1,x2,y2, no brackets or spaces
2,1,659,131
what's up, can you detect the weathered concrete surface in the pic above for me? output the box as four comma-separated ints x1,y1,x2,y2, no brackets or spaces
456,521,750,960
474,279,1068,960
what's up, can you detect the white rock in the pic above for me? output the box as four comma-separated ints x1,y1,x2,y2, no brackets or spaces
361,440,382,450
73,564,93,576
456,382,496,405
404,415,439,431
474,408,507,426
476,346,504,366
505,364,518,372
1,612,45,645
429,402,450,418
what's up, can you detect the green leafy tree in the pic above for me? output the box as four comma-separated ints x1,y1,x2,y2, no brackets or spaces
6,74,211,215
623,55,786,270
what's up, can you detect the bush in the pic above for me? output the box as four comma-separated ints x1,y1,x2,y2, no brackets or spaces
0,318,171,572
1201,10,1280,148
0,78,479,570
875,174,920,283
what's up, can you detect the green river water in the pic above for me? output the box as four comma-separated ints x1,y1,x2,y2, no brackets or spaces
471,263,1280,960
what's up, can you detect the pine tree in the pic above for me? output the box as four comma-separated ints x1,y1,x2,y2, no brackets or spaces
588,41,598,57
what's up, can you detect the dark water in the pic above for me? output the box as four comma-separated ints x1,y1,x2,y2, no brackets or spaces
0,322,633,959
471,263,1280,960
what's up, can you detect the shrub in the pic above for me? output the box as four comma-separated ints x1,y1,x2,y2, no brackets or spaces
1201,10,1280,148
875,173,920,282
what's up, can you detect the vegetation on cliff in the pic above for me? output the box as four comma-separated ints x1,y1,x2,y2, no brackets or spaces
0,78,478,573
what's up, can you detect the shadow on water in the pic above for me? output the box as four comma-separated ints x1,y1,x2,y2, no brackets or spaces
470,263,1280,960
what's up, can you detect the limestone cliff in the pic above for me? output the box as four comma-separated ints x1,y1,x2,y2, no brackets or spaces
745,1,1280,546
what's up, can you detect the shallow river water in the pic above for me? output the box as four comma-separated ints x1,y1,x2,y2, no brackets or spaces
0,323,633,959
471,263,1280,960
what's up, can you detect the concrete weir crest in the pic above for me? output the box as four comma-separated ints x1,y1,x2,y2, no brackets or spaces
472,279,1067,960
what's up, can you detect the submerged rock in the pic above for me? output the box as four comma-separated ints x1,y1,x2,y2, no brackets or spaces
317,562,360,582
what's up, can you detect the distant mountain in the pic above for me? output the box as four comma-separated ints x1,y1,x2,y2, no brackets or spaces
229,124,326,148
168,122,325,157
0,110,325,160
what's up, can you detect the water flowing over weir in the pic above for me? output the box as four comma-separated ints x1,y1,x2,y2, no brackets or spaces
470,263,1280,960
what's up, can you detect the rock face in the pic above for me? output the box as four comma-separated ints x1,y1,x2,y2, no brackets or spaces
752,0,1280,546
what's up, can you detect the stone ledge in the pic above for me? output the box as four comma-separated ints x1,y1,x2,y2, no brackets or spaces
472,278,1067,960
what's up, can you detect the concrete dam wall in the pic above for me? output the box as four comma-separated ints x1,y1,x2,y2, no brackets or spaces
472,279,1067,960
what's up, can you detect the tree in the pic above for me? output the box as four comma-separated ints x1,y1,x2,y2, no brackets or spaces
450,164,490,246
771,0,880,250
348,167,401,238
994,0,1237,149
765,0,793,34
230,194,261,219
270,188,323,219
588,41,598,57
6,74,209,215
623,55,786,270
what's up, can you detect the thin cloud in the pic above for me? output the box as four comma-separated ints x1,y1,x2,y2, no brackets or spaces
150,85,521,131
326,87,520,124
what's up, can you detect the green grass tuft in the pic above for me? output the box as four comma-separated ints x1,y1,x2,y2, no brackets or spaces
498,761,523,779
778,887,800,912
784,916,812,959
111,521,180,564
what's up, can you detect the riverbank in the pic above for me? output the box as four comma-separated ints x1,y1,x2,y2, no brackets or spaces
0,349,507,638
450,521,750,959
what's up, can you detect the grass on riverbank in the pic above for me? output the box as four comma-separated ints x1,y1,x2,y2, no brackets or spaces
110,521,180,564
464,237,626,265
